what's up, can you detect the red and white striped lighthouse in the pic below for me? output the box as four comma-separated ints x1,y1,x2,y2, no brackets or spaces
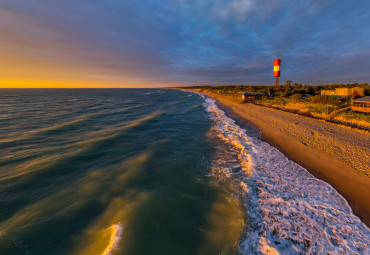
274,58,280,77
273,58,281,90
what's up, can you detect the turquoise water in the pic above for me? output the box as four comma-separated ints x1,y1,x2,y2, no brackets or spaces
0,89,244,255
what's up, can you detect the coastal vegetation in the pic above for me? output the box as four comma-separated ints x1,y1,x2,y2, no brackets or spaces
185,82,370,127
186,82,370,97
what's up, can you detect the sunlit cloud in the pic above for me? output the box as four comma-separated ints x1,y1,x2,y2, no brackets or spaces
0,0,369,87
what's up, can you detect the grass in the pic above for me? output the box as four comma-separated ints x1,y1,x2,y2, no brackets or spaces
307,104,337,116
260,98,369,126
259,94,355,118
339,111,370,121
190,88,370,126
334,111,370,127
259,98,336,117
260,99,370,126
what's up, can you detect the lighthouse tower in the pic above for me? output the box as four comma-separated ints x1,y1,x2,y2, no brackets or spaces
273,58,281,91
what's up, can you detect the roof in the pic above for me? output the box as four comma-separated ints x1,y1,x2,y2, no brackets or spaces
353,96,370,102
332,95,344,99
243,92,269,96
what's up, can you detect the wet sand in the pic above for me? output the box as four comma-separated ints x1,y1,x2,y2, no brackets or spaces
193,90,370,226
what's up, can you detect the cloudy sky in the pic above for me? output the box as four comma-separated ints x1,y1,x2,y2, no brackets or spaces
0,0,369,87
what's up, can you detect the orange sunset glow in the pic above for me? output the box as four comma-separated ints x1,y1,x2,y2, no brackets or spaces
0,8,175,88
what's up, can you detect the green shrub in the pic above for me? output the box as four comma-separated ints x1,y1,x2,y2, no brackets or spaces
310,95,340,104
339,111,370,122
365,88,370,96
289,93,302,102
308,104,336,114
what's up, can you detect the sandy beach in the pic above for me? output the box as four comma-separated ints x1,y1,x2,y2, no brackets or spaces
191,90,370,226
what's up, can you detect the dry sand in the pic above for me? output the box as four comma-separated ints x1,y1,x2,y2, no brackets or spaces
194,90,370,226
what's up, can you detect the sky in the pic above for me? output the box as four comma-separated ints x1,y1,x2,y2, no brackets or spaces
0,0,369,88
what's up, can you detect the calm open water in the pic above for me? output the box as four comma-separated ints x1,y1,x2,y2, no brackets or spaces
0,89,244,255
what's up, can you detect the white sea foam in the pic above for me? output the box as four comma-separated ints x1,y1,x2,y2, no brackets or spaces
202,96,370,254
101,224,123,255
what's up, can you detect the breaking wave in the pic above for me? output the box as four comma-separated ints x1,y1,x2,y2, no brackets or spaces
202,96,370,254
101,224,123,255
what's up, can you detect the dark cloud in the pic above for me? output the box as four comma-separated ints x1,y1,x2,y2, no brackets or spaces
0,0,369,86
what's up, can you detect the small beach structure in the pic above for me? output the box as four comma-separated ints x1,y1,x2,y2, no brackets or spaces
321,87,364,98
352,96,370,113
242,92,270,102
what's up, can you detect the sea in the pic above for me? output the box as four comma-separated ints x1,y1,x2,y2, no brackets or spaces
0,89,369,255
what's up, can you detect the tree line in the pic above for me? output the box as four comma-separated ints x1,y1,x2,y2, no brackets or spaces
185,82,370,97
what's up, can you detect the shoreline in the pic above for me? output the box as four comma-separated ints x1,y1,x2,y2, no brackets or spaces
192,90,370,227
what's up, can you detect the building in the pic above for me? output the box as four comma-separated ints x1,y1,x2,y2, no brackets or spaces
336,87,364,97
352,96,370,113
321,90,335,96
321,87,364,98
242,92,269,102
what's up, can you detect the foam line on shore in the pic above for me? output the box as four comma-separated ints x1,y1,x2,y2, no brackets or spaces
201,95,370,254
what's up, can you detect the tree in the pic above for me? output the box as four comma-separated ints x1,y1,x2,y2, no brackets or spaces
292,83,302,92
303,85,314,95
285,80,292,92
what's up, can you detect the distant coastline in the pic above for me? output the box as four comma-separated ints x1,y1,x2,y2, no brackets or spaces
184,88,370,227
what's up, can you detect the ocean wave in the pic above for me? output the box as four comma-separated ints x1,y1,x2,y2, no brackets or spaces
101,224,123,255
81,110,163,139
202,96,370,254
73,110,164,152
0,113,97,145
0,110,162,185
180,103,203,114
0,115,90,144
0,105,147,145
163,98,193,107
